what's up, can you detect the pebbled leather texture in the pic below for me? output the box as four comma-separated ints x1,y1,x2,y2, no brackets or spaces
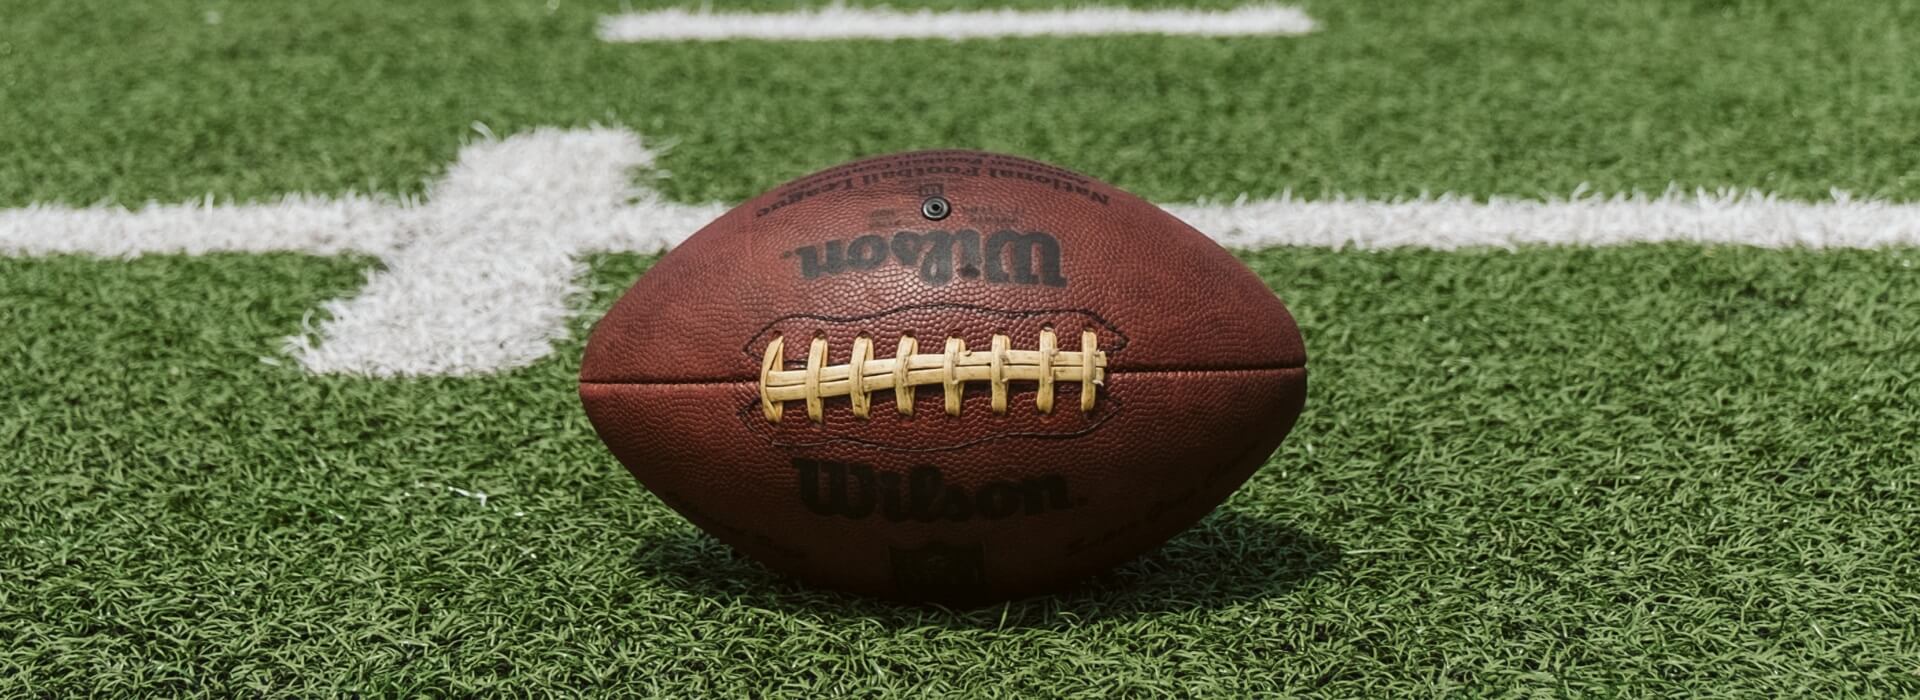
580,150,1307,604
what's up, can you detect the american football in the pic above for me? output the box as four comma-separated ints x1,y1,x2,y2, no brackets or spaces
581,150,1307,602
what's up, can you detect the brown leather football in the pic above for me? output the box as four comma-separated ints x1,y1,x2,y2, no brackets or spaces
580,150,1306,603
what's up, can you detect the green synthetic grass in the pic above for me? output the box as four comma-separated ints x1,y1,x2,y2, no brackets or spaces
6,0,1920,695
2,0,1918,206
3,248,1917,695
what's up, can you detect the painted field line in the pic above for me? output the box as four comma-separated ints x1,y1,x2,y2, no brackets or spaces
597,5,1317,42
1165,189,1920,250
5,126,1919,377
0,127,725,378
0,195,409,258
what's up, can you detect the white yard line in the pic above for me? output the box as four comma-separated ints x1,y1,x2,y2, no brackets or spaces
277,127,724,378
597,5,1318,42
0,194,409,258
4,126,1916,377
1164,189,1920,250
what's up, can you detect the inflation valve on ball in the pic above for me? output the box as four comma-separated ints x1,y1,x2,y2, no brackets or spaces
921,195,951,221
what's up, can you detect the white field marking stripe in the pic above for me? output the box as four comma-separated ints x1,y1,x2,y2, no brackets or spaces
0,195,409,258
596,5,1317,42
4,128,1919,378
1165,190,1920,250
281,127,726,378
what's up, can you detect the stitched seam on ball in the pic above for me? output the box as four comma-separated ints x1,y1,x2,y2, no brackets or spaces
739,303,1132,358
581,364,1305,387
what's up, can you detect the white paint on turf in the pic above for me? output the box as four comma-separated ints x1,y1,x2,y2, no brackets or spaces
0,126,720,378
596,5,1318,42
280,127,726,377
1165,189,1920,250
4,126,1919,377
0,194,406,258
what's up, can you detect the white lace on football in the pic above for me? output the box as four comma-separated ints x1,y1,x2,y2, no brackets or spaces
759,328,1106,423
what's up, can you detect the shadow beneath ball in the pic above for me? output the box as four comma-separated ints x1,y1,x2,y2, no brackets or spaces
626,509,1341,629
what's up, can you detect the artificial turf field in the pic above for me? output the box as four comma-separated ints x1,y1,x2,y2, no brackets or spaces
4,0,1919,696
